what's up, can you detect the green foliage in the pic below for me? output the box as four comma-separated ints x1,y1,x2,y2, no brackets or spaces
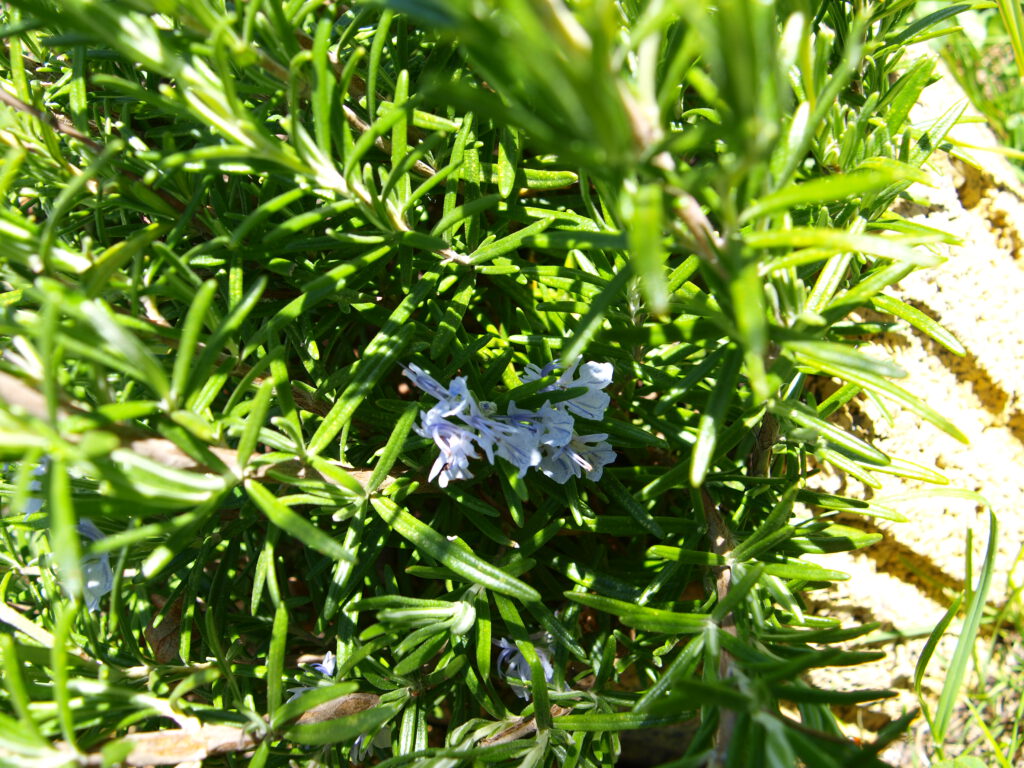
0,0,980,766
938,3,1024,164
915,513,1024,767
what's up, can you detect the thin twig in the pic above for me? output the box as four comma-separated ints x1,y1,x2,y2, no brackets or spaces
703,488,738,767
73,692,379,766
294,29,437,178
0,85,189,217
749,412,779,477
670,189,728,280
341,102,438,179
478,705,574,747
0,371,390,488
0,85,102,152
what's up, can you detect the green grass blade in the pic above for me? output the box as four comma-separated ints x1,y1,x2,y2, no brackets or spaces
169,278,218,407
246,479,355,563
770,400,889,465
564,591,710,634
493,594,552,729
791,348,967,443
914,593,962,733
371,497,540,603
931,510,998,744
560,265,632,365
185,275,267,404
307,321,416,457
242,246,394,357
871,293,965,356
743,169,913,221
267,602,289,719
467,216,555,265
234,378,274,468
47,457,82,602
731,484,800,561
367,403,418,494
553,711,686,731
602,472,665,538
746,228,942,267
691,347,742,486
628,183,668,315
51,604,78,748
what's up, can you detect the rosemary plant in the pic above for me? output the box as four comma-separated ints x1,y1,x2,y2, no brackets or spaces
0,0,980,766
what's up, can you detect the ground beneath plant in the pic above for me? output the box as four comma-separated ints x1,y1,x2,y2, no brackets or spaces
802,58,1024,766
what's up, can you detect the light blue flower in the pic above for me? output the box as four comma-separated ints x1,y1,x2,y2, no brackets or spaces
491,428,542,476
506,400,575,448
521,360,558,382
2,459,48,517
5,462,112,610
311,650,336,677
352,728,391,764
403,364,477,414
25,461,47,516
287,651,336,702
523,358,613,421
484,429,539,476
458,400,541,475
402,363,456,402
403,360,615,486
76,518,113,612
495,637,555,700
537,446,575,485
539,432,616,484
414,405,479,488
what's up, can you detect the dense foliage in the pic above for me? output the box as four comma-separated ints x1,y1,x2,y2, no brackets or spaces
0,0,982,765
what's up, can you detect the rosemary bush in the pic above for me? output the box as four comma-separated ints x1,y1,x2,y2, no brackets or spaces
0,0,981,765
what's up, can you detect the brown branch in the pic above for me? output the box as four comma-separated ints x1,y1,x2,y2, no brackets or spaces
0,85,102,153
748,412,779,477
478,705,573,747
293,29,438,179
0,85,189,218
702,489,738,768
0,370,388,489
340,102,438,179
296,692,380,725
67,695,574,766
76,724,260,766
669,189,728,280
116,303,335,419
71,692,381,766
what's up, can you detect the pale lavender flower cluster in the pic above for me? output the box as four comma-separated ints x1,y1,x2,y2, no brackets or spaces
495,637,555,700
403,359,616,487
77,519,114,613
4,459,113,612
287,650,336,702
